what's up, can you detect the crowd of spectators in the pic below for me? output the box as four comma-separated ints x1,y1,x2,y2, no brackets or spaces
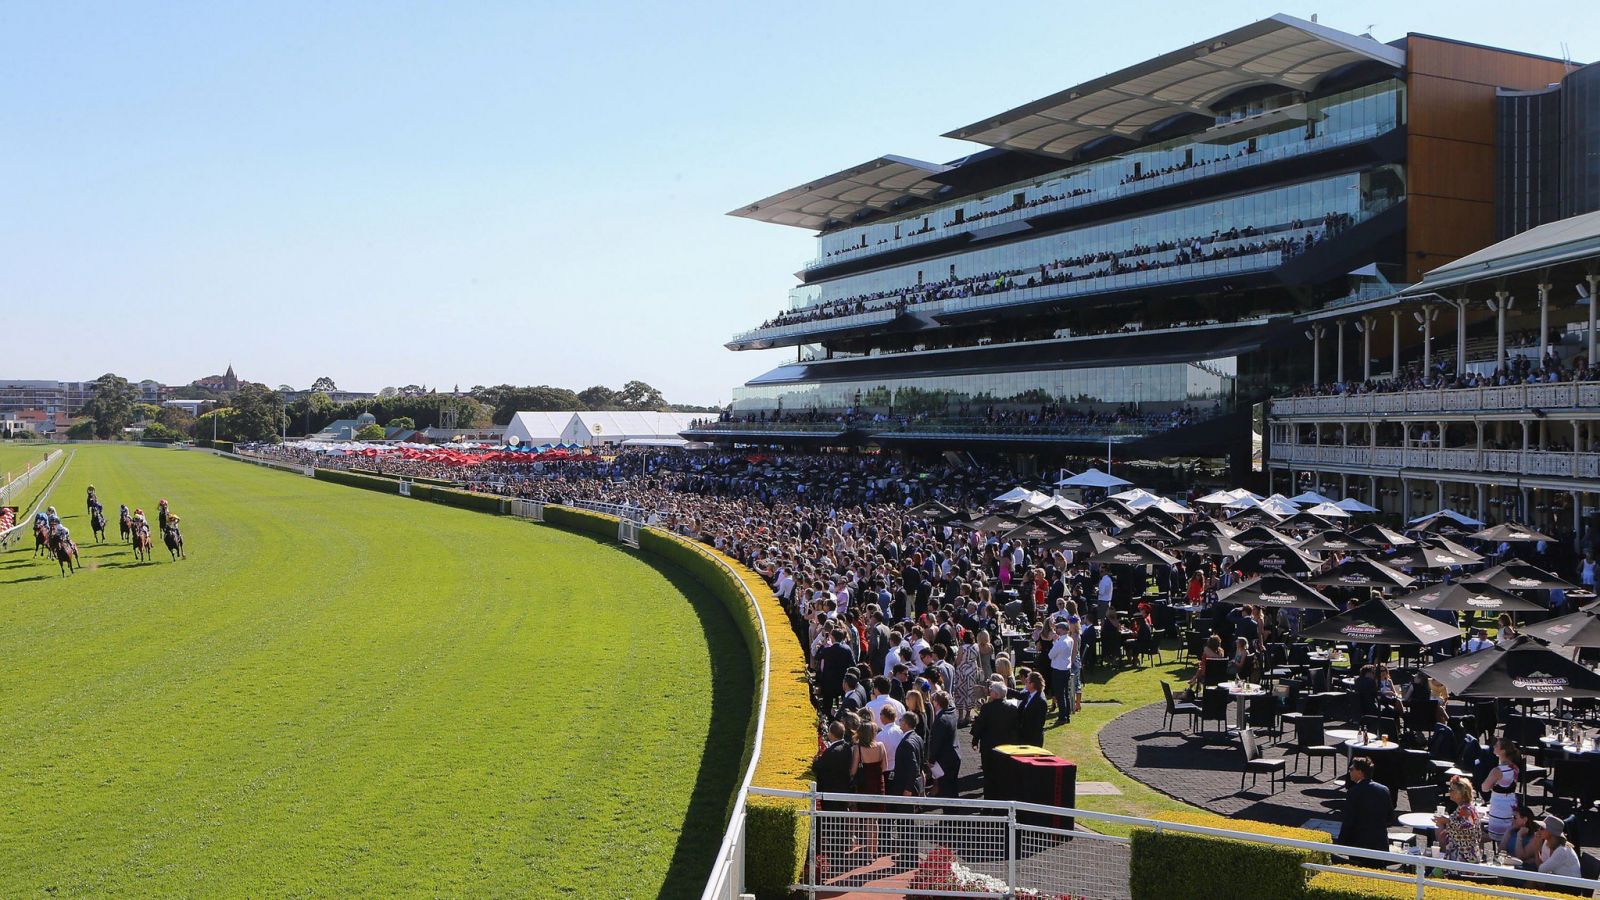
1289,344,1599,399
689,402,1221,437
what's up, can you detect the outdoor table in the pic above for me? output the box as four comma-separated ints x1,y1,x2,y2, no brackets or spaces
1397,812,1438,830
1539,736,1600,756
1349,739,1399,753
1326,728,1361,744
1224,683,1266,732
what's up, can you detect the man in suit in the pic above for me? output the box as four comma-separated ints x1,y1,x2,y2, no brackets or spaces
813,720,856,861
1337,757,1393,862
815,628,856,714
1018,672,1048,748
1426,706,1459,762
927,690,961,799
970,682,1021,798
839,672,868,714
889,712,926,797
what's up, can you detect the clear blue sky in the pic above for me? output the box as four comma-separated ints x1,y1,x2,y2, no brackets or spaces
2,1,1593,404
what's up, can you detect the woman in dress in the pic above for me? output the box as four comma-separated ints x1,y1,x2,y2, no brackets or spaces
1435,778,1485,863
1481,738,1523,840
975,629,995,681
1068,618,1084,714
994,653,1015,691
904,690,932,746
953,631,981,727
853,721,886,854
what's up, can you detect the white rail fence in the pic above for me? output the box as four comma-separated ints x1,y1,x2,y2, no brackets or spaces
0,449,64,506
0,450,73,549
750,787,1597,900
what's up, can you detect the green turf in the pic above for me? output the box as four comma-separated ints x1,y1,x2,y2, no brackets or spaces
0,444,751,897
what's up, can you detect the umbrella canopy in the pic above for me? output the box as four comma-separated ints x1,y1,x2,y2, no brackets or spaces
1468,522,1555,544
1307,557,1416,590
1231,525,1297,548
1280,510,1337,530
1383,541,1484,570
1261,495,1302,516
1056,467,1131,489
1030,495,1086,514
1304,501,1354,520
1109,487,1160,505
1217,574,1338,610
1226,507,1285,527
969,514,1026,533
1089,540,1178,567
908,500,956,518
1147,496,1195,516
1176,532,1251,558
1334,497,1381,514
934,508,982,527
1421,636,1600,698
1003,520,1070,543
1132,506,1185,528
1297,531,1375,554
1118,520,1182,545
993,486,1050,506
1348,523,1416,547
1522,603,1600,648
1193,489,1241,506
1047,529,1120,556
1465,562,1577,592
1302,599,1455,646
1181,519,1241,539
1074,509,1133,532
1409,508,1485,528
1289,490,1338,505
1031,505,1084,528
1235,544,1323,576
1397,581,1546,613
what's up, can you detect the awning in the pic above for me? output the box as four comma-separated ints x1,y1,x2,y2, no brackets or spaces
728,155,952,231
1403,208,1600,295
943,14,1403,160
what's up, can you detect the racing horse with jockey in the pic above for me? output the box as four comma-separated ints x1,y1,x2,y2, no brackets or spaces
118,504,132,543
32,510,51,557
86,485,99,517
49,518,79,574
163,512,185,560
90,503,107,543
130,508,154,562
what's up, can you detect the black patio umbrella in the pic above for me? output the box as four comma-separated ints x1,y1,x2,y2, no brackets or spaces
1217,574,1338,611
1396,581,1546,613
969,514,1025,533
1047,528,1120,556
908,500,956,518
1468,522,1555,544
1132,506,1186,528
1280,511,1336,531
1348,523,1416,547
1297,531,1376,555
1411,515,1475,537
1226,507,1285,528
1307,557,1416,590
1383,541,1484,570
1181,519,1241,539
1522,603,1600,648
1301,599,1455,646
1231,525,1297,548
1003,520,1069,543
1234,544,1323,576
1031,505,1083,528
1421,636,1600,698
1075,509,1133,532
1119,520,1182,545
1089,540,1178,568
1464,562,1577,592
933,508,981,526
1175,532,1251,558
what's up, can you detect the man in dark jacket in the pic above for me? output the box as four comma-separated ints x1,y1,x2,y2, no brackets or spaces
927,691,961,799
1337,757,1392,861
1426,706,1458,761
1018,672,1048,747
971,682,1021,798
840,672,868,713
815,629,856,714
890,712,926,797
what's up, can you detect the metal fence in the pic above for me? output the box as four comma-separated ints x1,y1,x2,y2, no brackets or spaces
0,449,63,506
0,449,72,549
507,498,545,521
566,498,650,523
750,786,1597,900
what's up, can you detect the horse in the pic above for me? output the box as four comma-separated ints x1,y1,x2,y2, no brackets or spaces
132,522,153,563
53,535,78,575
163,525,185,561
119,508,132,543
91,507,107,543
33,520,51,558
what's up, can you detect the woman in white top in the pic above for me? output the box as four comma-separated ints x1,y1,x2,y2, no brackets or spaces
1535,816,1582,879
1481,738,1523,839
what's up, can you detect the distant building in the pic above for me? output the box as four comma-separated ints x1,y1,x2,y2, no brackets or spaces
310,412,379,441
503,411,703,448
161,399,211,417
1496,60,1600,238
0,380,96,417
281,388,377,404
193,365,240,394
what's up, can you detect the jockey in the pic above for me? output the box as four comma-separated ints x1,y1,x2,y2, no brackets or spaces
51,521,72,547
157,499,170,533
34,510,48,528
46,506,60,527
119,503,130,518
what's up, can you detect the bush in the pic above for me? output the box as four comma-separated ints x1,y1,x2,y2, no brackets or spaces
543,505,618,541
1306,870,1579,899
1129,812,1328,900
427,487,504,514
313,467,400,495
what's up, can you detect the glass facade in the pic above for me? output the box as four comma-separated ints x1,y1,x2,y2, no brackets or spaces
731,357,1237,413
796,169,1402,311
1496,88,1563,239
811,80,1404,267
1562,62,1600,220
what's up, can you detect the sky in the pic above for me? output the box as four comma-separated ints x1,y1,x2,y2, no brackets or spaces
2,1,1595,405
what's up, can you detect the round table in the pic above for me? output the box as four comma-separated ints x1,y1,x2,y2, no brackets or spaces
1397,812,1439,830
1325,728,1361,744
1224,684,1266,731
1539,737,1600,756
1349,740,1400,753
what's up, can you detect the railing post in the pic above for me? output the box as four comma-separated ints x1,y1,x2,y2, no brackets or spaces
807,782,818,900
1414,859,1425,900
1006,802,1018,898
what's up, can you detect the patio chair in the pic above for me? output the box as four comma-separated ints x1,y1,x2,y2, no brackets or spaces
1161,681,1201,733
1240,728,1286,794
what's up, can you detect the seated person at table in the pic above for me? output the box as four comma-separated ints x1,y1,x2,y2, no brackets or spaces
1427,706,1459,761
1375,663,1403,714
1226,637,1255,680
1532,816,1582,878
1102,611,1127,663
1501,803,1541,866
1354,665,1382,718
1336,757,1391,859
1191,635,1227,687
1435,778,1485,864
1463,628,1493,653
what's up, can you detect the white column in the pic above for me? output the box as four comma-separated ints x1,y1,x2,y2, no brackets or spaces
1538,283,1552,363
1336,320,1346,383
1307,325,1325,384
1360,315,1376,381
1490,292,1513,373
1421,307,1436,375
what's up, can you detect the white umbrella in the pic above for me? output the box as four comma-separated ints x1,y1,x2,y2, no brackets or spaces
992,486,1048,505
1304,501,1354,519
1289,490,1337,505
1260,496,1301,517
1055,467,1131,489
1335,497,1380,514
1193,490,1239,506
1227,488,1265,502
1407,508,1484,527
1038,495,1087,513
1151,496,1196,516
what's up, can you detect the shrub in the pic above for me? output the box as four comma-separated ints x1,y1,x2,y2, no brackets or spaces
543,505,618,541
1306,870,1579,899
313,468,400,495
427,487,504,514
1129,812,1328,900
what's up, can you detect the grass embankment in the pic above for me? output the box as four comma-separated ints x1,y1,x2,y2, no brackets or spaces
0,444,750,897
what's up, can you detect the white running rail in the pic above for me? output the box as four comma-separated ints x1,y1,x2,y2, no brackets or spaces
0,449,64,506
0,450,73,549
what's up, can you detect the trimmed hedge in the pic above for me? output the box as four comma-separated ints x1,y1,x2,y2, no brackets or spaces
542,505,619,541
1130,813,1329,900
1306,869,1580,899
313,467,402,495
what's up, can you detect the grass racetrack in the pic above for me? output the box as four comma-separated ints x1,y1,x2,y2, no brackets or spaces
0,445,752,897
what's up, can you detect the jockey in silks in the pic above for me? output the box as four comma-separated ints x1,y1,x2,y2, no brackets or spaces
119,503,130,521
46,506,61,528
157,499,171,536
87,485,99,514
34,509,48,529
51,521,75,554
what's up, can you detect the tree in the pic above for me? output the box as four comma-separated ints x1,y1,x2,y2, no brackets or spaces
616,380,668,411
81,373,139,439
67,421,97,440
355,423,386,441
134,403,162,422
310,376,339,393
228,384,286,442
277,384,295,393
577,385,617,409
377,386,399,399
386,416,415,430
155,406,197,436
140,422,184,442
195,408,237,444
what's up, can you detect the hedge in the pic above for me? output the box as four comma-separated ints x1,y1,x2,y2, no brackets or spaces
542,505,619,541
1130,812,1329,900
313,467,402,495
1306,869,1581,899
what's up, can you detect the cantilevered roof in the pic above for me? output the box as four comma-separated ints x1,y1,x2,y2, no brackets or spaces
1405,209,1600,294
944,14,1403,159
728,155,952,231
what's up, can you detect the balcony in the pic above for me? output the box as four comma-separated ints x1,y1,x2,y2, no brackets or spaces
1269,443,1600,481
1269,383,1600,418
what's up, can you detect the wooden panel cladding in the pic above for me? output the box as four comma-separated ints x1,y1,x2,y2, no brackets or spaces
1406,195,1495,282
1403,36,1573,281
1409,135,1496,203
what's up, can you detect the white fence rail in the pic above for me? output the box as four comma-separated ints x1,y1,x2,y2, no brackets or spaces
0,449,63,507
751,787,1597,900
567,498,649,523
507,499,545,521
0,450,73,549
1272,383,1600,418
216,449,317,476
